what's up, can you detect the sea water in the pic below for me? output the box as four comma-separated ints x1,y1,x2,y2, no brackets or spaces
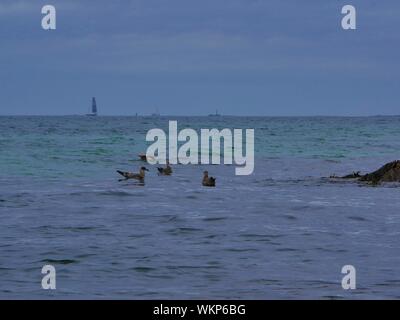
1,116,400,299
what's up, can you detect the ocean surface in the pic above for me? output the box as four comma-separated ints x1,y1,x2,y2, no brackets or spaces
1,116,400,299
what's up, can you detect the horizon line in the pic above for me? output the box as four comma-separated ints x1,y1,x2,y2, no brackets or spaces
0,114,399,118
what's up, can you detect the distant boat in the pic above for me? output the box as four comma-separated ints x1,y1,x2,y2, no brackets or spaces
151,107,160,117
208,109,221,117
86,97,98,116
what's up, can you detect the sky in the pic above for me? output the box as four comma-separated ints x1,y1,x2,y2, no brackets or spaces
0,0,399,116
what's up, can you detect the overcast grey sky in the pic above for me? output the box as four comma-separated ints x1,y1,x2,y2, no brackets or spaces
0,0,399,115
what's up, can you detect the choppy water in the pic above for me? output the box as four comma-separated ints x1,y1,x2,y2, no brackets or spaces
1,116,400,299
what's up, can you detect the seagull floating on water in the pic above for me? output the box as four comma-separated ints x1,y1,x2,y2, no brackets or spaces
157,160,172,176
138,153,155,163
117,167,149,181
202,171,216,187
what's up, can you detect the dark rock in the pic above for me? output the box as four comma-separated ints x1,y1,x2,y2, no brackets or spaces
341,171,362,179
332,160,400,185
329,171,361,179
359,160,400,184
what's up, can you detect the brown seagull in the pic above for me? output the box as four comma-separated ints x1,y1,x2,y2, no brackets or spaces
117,167,149,181
202,171,216,187
157,160,173,176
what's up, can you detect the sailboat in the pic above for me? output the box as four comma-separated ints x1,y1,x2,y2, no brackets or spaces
151,107,160,117
86,97,98,116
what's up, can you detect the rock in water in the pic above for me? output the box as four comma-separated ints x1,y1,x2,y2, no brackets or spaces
341,171,362,179
359,160,400,184
331,160,400,185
